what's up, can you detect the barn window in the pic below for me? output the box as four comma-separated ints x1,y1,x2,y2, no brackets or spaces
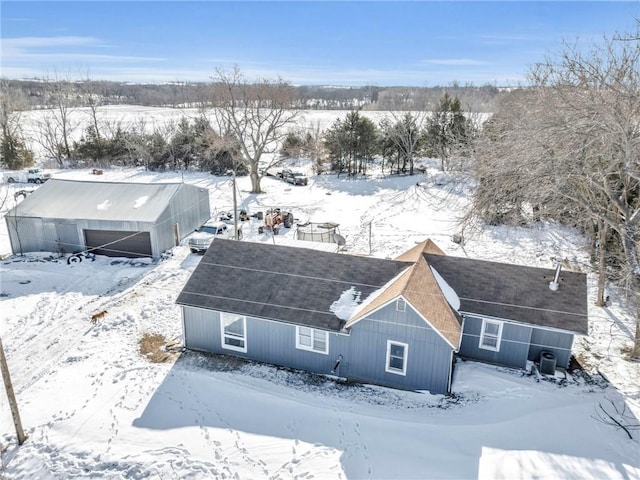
220,312,247,353
385,340,408,376
479,319,503,352
396,298,406,312
296,326,328,354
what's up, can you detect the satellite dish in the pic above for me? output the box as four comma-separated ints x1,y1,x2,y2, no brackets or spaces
333,234,346,246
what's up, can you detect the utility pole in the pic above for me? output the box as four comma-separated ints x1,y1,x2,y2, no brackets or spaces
232,170,239,240
0,337,27,445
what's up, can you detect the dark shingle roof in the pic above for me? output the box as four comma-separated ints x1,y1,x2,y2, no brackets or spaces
176,238,589,336
176,239,411,331
424,254,588,334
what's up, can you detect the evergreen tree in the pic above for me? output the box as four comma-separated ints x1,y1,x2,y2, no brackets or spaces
323,111,379,175
425,93,474,171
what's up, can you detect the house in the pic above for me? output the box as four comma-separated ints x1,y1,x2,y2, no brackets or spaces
5,179,210,259
176,238,588,394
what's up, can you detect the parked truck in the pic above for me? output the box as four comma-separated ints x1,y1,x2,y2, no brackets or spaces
3,168,52,184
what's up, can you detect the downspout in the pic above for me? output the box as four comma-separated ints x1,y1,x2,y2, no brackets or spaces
180,305,187,348
447,349,455,394
449,314,465,394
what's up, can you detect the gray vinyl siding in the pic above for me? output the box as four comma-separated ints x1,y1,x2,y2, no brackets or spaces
182,301,454,394
528,328,574,368
460,315,576,369
182,306,347,375
182,306,221,352
459,315,532,369
344,302,454,394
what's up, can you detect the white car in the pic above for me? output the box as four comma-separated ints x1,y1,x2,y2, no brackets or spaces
188,222,228,253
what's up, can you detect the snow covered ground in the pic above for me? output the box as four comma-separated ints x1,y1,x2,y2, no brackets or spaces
1,109,639,478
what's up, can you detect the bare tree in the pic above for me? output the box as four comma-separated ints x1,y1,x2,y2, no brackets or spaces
471,33,640,357
84,82,105,141
43,74,79,163
531,35,640,356
211,67,298,193
303,120,326,174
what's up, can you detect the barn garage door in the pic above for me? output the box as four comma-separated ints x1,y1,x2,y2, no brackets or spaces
84,229,152,258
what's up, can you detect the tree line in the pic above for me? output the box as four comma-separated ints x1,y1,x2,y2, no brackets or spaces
1,78,502,112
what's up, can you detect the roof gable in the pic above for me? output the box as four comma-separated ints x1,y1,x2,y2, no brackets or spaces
346,256,462,348
9,179,185,222
394,239,445,261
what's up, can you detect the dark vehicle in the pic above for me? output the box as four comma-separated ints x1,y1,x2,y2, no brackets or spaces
284,171,308,186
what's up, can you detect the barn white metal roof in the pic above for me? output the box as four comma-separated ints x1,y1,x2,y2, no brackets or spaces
9,179,189,223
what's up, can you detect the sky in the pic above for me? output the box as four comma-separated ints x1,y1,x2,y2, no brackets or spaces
1,1,639,86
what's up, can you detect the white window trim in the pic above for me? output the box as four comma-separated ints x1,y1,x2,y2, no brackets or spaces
295,326,329,355
385,340,408,376
479,318,503,352
220,312,247,353
396,297,406,312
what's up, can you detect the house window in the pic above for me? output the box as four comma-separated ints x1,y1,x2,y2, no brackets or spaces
385,340,408,376
220,312,247,353
296,326,328,354
479,319,503,352
396,298,406,312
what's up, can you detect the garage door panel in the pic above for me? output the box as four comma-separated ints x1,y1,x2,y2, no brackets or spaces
84,230,152,258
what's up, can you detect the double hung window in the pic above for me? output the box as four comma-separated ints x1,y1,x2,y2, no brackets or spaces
296,326,328,354
385,340,408,376
221,313,247,352
479,319,502,351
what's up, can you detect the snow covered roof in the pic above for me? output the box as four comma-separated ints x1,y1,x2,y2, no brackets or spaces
7,179,190,223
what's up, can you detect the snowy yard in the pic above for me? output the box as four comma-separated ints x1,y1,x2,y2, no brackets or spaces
1,122,639,478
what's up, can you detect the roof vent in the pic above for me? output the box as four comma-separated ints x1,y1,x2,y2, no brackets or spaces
549,259,563,291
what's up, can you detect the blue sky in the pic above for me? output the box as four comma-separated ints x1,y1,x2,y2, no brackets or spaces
1,1,638,86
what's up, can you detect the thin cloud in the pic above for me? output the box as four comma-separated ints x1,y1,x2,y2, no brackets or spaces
3,36,104,49
1,35,165,70
14,53,165,63
421,59,491,66
2,54,525,86
477,34,551,43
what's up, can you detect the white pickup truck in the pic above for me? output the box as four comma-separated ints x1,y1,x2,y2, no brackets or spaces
3,168,52,184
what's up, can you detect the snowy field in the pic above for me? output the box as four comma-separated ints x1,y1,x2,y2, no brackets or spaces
1,108,639,479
